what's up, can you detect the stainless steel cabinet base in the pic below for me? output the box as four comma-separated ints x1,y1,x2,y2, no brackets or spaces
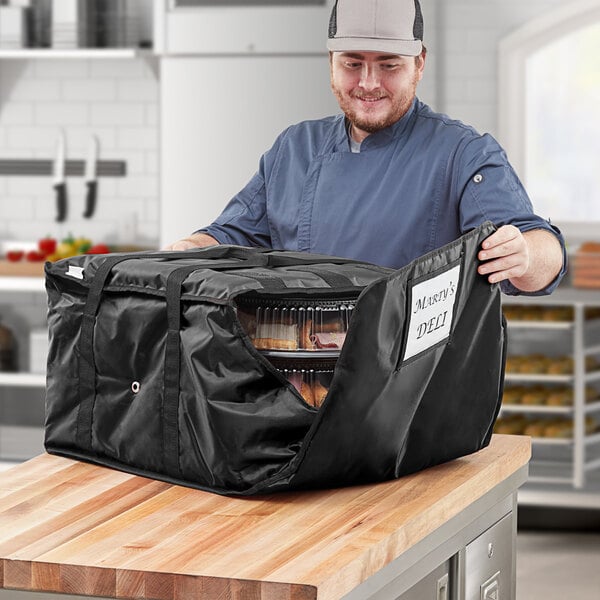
392,513,514,600
464,513,513,600
396,559,452,600
342,467,524,600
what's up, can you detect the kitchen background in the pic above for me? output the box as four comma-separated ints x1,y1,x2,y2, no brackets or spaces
0,1,599,597
1,0,596,247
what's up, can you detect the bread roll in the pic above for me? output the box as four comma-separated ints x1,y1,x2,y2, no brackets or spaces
494,416,527,435
502,387,523,405
300,382,315,407
523,421,547,438
521,389,547,405
254,337,298,350
586,386,599,403
546,357,573,375
312,381,329,408
541,307,573,322
300,319,315,350
546,390,572,406
544,419,572,439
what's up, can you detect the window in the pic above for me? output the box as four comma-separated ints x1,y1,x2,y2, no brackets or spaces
499,0,600,238
525,22,600,223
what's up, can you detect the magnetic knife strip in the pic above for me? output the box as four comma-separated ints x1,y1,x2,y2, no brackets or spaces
0,159,126,177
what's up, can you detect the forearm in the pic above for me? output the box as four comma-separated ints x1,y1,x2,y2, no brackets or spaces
508,229,564,293
478,225,565,294
164,232,219,251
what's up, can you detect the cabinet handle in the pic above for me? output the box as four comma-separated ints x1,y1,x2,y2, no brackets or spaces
437,573,449,600
481,571,500,600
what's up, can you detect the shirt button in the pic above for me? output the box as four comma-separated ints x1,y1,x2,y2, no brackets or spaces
474,174,483,183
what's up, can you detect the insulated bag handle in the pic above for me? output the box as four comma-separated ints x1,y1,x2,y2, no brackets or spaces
74,249,270,451
163,264,200,476
141,244,381,271
147,245,378,271
155,245,271,263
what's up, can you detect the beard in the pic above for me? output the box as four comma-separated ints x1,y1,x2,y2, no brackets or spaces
331,72,420,135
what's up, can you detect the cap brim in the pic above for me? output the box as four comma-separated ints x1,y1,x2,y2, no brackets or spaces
327,37,422,57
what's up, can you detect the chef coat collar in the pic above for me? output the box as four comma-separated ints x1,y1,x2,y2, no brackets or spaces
337,97,418,153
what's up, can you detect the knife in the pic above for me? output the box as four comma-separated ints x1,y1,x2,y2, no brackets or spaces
53,130,67,222
82,135,99,219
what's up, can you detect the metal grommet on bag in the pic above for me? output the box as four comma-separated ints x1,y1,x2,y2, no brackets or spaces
473,173,483,183
131,381,141,394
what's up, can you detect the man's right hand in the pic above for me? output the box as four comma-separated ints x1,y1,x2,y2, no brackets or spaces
163,233,219,251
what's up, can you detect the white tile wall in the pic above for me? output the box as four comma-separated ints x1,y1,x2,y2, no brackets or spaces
437,0,564,136
0,57,159,247
400,0,567,136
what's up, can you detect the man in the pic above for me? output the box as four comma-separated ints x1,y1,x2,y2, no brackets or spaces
167,0,565,296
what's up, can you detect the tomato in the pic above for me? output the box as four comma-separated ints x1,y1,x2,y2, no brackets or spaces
6,250,24,262
37,237,57,257
86,243,110,254
26,250,46,262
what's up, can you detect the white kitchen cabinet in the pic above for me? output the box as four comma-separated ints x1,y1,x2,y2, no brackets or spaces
154,0,334,55
0,48,151,59
500,287,600,508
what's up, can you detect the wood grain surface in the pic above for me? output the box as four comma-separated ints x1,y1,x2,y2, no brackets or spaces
0,435,530,600
0,260,45,277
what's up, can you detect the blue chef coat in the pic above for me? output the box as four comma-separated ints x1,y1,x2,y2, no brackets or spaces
201,99,565,295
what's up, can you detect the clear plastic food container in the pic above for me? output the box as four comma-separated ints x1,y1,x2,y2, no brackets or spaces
235,296,356,353
270,359,336,408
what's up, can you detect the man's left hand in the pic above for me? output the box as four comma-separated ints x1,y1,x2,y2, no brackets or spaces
477,225,563,292
477,225,528,285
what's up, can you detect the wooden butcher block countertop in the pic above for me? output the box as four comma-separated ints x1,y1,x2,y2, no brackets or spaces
0,435,530,600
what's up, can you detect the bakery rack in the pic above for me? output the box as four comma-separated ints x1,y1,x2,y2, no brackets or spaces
500,286,600,507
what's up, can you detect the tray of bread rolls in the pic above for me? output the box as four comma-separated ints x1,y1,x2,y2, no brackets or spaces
501,385,600,413
503,305,574,323
235,295,356,353
505,354,600,378
493,414,599,441
503,304,600,324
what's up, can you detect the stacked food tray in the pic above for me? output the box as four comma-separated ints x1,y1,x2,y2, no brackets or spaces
572,242,600,289
235,294,358,408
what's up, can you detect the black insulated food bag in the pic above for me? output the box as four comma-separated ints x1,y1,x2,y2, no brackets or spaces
44,221,506,495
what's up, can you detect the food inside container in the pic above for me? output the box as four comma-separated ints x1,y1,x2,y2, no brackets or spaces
270,359,336,408
235,295,356,352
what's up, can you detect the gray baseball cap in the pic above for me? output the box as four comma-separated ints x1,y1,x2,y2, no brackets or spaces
327,0,424,57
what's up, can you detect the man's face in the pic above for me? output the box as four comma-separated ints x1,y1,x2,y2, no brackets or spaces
330,51,425,142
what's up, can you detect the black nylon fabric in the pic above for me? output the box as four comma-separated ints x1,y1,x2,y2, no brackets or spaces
44,222,505,495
